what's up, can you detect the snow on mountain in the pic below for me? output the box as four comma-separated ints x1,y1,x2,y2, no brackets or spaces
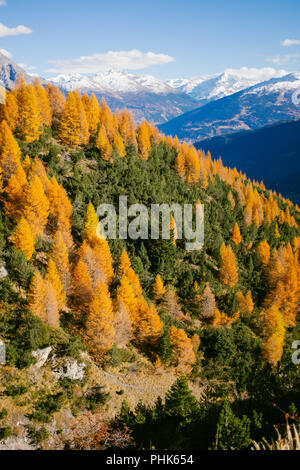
52,69,176,96
0,51,36,89
160,72,300,142
167,67,287,103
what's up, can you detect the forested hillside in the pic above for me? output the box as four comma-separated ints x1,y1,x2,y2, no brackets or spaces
0,75,299,450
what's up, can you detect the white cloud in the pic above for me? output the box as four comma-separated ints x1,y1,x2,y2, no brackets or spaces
0,1,6,6
47,49,175,74
0,23,32,38
267,53,300,65
281,39,300,47
0,48,12,58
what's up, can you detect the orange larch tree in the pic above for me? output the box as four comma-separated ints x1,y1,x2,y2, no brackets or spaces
23,175,50,238
10,216,35,261
232,222,242,245
0,120,21,181
219,243,239,287
86,280,115,355
169,326,196,372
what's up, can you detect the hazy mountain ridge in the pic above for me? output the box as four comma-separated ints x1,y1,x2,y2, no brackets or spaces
196,118,300,203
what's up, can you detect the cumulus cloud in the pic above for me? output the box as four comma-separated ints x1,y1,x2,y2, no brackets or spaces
0,48,12,58
47,49,175,74
0,1,6,6
267,54,300,66
0,23,32,38
281,39,300,47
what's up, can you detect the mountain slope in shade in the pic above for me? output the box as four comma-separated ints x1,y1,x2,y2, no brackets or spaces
52,70,198,124
196,119,300,204
167,67,287,104
0,52,37,89
159,72,300,142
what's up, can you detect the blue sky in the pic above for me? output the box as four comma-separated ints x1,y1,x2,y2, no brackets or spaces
1,0,300,79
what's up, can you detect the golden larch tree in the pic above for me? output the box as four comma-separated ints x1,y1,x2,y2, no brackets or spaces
51,231,71,295
153,274,166,300
0,92,18,131
4,164,28,220
0,120,21,181
72,259,93,309
46,84,66,122
135,300,163,346
59,91,81,148
45,258,66,311
219,243,239,287
33,78,52,126
261,303,285,367
232,222,242,245
23,175,50,238
28,270,47,322
10,216,35,261
257,240,270,265
86,280,115,355
169,326,196,372
96,126,112,161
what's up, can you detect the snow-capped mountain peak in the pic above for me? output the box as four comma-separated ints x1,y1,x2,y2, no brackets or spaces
166,67,288,103
51,69,176,95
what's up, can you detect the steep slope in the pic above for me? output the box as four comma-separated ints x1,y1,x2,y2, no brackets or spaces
52,70,198,124
196,119,300,204
167,67,287,104
160,72,300,142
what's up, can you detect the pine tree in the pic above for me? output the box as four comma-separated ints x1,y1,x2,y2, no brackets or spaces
153,274,166,300
86,280,115,355
45,258,66,311
23,175,50,238
232,222,242,245
10,216,35,261
219,243,239,287
0,120,21,181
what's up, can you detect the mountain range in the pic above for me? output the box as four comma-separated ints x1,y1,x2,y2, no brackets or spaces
159,72,300,141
